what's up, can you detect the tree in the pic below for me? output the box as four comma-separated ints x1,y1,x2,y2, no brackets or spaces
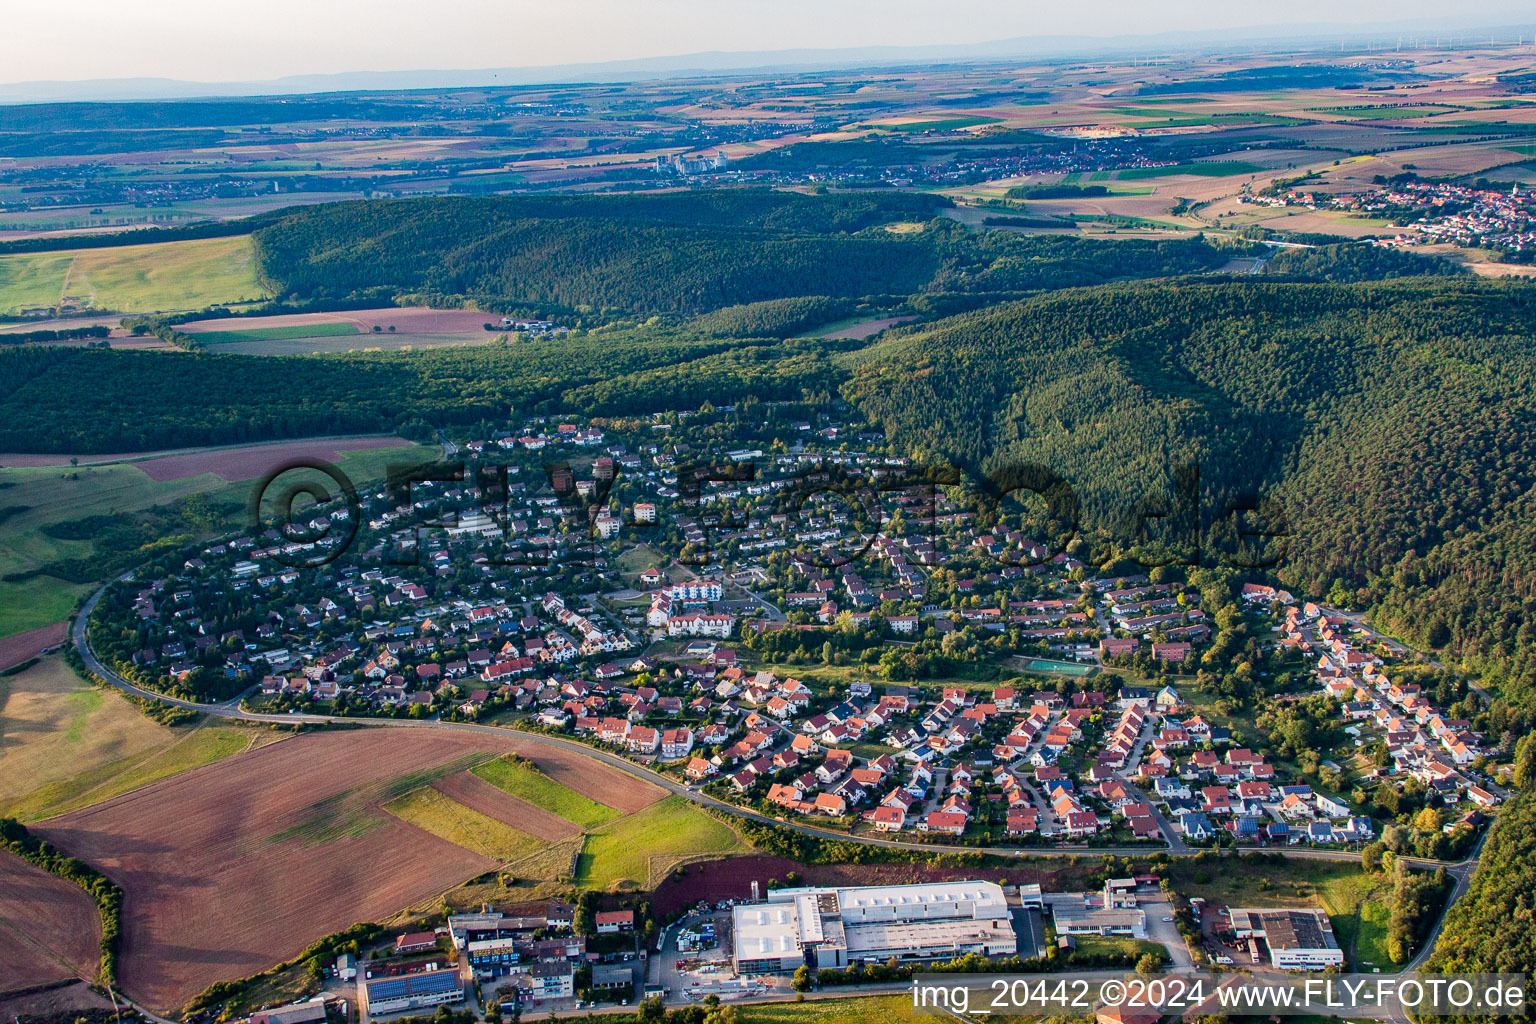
1514,733,1536,791
791,965,812,992
1136,952,1163,974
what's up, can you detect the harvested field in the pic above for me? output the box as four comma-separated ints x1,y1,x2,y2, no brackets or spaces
136,435,411,483
807,315,917,340
0,980,113,1016
0,621,66,670
383,786,544,861
0,655,174,807
523,748,665,814
33,729,518,1011
432,771,581,841
180,307,492,338
176,307,504,355
0,850,102,991
471,756,624,829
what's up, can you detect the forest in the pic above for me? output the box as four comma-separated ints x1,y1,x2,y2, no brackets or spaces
842,277,1536,739
1427,790,1535,979
0,332,818,452
249,191,1228,314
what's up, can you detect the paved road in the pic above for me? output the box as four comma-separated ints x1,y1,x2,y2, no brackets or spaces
1404,825,1490,973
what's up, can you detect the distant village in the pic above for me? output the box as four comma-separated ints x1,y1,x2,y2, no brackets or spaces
1245,178,1536,252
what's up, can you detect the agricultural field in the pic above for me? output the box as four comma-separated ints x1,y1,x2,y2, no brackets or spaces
1117,161,1264,180
177,307,497,354
19,724,735,1009
383,784,544,861
0,660,274,822
471,754,625,829
432,769,582,840
0,438,432,641
190,322,359,344
0,621,67,672
0,235,267,315
0,655,173,806
0,850,102,991
738,995,931,1024
131,434,415,483
575,795,752,890
33,728,518,1011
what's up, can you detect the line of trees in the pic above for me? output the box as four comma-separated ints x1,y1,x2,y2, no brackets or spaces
0,817,123,987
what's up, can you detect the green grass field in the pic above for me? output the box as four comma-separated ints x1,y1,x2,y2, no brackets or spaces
1071,937,1169,962
576,795,750,890
384,786,545,862
871,116,1002,133
1118,161,1263,180
1356,897,1396,970
0,235,267,314
192,322,359,344
0,252,75,314
616,543,665,581
739,995,930,1024
1,722,263,821
0,442,438,641
471,755,623,829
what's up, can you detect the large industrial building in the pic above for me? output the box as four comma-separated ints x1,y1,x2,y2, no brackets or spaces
359,966,463,1016
1050,879,1148,939
1228,908,1344,970
730,880,1016,975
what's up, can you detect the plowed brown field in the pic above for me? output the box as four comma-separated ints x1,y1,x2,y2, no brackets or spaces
431,771,580,841
0,850,101,992
532,749,664,813
34,729,509,1011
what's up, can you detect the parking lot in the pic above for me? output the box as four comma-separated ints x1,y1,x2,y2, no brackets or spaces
1193,901,1262,966
655,903,780,1003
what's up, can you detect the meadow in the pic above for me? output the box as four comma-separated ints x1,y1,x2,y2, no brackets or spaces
0,655,273,821
575,795,752,890
472,754,625,829
0,440,437,641
0,235,268,314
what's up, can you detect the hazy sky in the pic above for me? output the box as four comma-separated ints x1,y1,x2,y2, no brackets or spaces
7,0,1535,84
